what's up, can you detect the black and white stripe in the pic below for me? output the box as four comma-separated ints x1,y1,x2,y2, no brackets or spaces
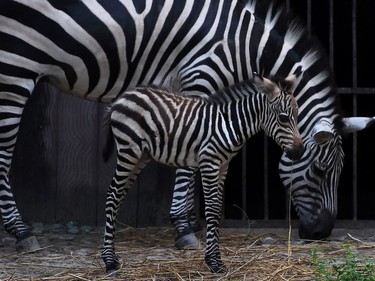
102,74,303,272
0,0,371,258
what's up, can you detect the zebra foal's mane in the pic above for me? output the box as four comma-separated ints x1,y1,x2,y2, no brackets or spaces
207,75,291,105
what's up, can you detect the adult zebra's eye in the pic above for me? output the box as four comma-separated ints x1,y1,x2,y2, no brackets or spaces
279,113,289,123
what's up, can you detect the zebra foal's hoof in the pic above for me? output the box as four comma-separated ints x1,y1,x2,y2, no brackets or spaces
205,256,227,273
208,262,227,274
106,269,118,277
175,232,200,250
105,261,120,276
15,235,41,252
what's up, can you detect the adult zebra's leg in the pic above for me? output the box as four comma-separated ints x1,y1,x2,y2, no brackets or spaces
170,167,200,249
201,162,228,273
102,151,150,273
0,84,40,252
186,171,203,234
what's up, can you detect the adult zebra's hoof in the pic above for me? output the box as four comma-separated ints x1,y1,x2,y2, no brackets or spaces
191,222,205,238
15,235,41,252
175,232,200,250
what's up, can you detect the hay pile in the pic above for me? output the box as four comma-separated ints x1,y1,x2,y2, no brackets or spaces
0,226,374,280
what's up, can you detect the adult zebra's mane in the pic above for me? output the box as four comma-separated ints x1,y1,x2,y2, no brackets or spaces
242,0,329,78
239,0,344,133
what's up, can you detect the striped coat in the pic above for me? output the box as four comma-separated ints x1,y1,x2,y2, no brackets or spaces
102,74,303,272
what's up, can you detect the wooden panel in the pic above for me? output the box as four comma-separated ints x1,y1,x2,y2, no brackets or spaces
10,84,176,227
136,162,176,227
11,83,56,223
42,85,59,223
53,93,99,224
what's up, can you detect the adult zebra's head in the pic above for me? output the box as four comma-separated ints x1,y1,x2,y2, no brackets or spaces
238,0,375,241
279,113,375,240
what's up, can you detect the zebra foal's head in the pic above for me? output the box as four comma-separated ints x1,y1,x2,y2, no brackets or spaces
253,73,304,161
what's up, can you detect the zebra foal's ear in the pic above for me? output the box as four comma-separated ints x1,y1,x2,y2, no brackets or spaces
284,71,302,94
253,72,279,101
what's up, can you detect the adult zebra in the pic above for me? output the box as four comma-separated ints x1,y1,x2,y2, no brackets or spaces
103,74,303,273
0,0,373,254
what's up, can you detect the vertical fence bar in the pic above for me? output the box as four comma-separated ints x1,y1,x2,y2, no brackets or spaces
329,0,334,69
285,0,290,11
264,135,269,220
306,0,312,34
283,0,291,223
241,146,247,220
352,0,358,221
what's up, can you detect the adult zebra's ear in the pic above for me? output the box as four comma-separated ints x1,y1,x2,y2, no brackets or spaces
253,72,279,101
312,117,375,142
341,117,375,134
312,119,335,142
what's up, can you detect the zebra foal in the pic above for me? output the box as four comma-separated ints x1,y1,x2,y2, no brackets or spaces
102,74,304,273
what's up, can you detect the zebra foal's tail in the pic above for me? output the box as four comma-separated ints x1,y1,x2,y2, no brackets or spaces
102,105,115,163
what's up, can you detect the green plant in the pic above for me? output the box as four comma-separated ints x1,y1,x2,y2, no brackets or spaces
311,244,375,281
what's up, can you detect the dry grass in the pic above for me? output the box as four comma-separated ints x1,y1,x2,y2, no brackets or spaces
0,226,374,280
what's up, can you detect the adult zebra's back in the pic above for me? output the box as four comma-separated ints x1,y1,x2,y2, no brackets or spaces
0,0,373,253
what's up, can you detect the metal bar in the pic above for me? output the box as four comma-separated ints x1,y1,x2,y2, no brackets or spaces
329,0,334,69
263,135,269,220
220,219,375,229
286,0,290,11
337,87,375,94
352,0,358,221
241,146,247,220
306,0,312,35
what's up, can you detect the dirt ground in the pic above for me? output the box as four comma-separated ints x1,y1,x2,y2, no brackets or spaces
0,224,374,281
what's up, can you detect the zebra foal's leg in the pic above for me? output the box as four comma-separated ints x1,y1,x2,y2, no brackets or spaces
200,161,228,273
103,167,127,273
0,88,40,252
170,167,200,249
102,149,149,274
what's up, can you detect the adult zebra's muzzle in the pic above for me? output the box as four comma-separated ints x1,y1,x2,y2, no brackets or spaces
298,209,335,240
